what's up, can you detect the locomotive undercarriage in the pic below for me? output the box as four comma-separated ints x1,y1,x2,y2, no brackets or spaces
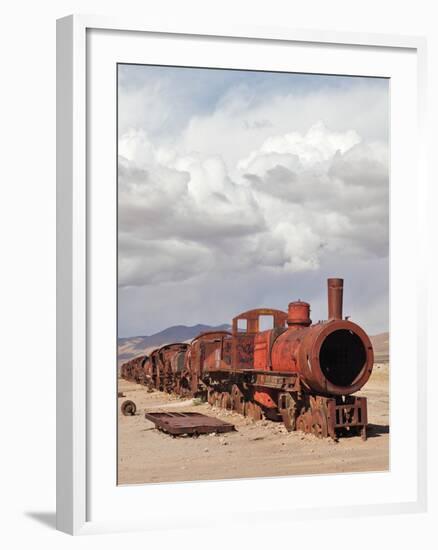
124,367,368,440
198,371,368,441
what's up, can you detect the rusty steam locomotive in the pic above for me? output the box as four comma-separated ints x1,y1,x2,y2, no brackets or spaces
120,278,374,440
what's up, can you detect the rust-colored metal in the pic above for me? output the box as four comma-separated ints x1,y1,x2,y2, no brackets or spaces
221,392,232,410
287,301,311,327
160,342,190,393
121,400,137,416
231,308,287,370
144,412,235,435
296,411,312,434
120,277,374,440
311,408,328,438
230,384,243,414
246,401,263,421
270,318,374,396
326,395,368,440
120,354,148,385
328,277,343,320
207,389,215,405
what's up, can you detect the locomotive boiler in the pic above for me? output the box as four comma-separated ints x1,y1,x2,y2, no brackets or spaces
121,278,374,440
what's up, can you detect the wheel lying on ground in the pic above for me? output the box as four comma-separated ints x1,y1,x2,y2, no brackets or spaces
121,400,137,416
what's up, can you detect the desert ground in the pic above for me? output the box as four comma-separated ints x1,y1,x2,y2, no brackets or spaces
117,364,389,485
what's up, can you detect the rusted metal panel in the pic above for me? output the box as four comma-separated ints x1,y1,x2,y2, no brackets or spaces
232,333,255,370
254,331,269,371
144,412,235,435
190,332,232,377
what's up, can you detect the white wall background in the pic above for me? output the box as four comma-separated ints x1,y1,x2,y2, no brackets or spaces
0,1,436,548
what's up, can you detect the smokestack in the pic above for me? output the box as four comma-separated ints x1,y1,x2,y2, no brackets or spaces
328,278,343,320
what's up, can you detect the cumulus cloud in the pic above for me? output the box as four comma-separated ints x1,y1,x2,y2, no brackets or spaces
180,83,388,171
117,67,389,336
119,120,388,288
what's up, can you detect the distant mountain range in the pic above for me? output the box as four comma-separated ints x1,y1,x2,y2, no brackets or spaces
118,324,231,366
118,325,389,366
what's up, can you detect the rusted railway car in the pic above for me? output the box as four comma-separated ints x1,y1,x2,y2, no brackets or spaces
121,354,148,385
120,278,374,440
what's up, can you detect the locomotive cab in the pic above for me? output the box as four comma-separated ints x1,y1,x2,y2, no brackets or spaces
231,308,288,370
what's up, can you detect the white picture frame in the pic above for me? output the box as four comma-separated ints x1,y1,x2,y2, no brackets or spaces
56,14,428,535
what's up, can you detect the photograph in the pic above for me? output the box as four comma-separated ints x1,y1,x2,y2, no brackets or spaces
117,64,390,485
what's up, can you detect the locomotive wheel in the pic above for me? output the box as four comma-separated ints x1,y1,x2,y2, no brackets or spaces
280,407,296,432
121,400,136,416
207,389,215,405
221,392,232,410
311,409,328,439
296,412,312,434
214,391,222,408
246,401,263,421
245,402,254,420
254,403,263,421
212,392,221,407
231,385,244,415
304,412,313,433
296,415,306,433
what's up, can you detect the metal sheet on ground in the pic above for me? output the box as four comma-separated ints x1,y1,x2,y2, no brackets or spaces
144,412,235,435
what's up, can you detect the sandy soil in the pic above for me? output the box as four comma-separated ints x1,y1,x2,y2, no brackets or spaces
117,364,389,485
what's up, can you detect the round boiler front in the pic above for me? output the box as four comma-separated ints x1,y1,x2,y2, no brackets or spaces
319,329,367,387
301,320,374,395
270,319,374,395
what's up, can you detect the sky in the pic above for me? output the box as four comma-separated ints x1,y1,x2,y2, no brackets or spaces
118,64,389,337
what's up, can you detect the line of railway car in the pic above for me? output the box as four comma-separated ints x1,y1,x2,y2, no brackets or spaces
120,278,374,440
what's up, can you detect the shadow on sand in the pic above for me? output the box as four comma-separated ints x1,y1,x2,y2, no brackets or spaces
366,423,390,438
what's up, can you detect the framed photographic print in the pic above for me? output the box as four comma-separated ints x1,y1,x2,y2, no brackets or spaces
57,15,427,535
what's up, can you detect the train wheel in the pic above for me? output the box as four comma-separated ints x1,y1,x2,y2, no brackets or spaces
296,412,312,434
280,408,296,432
207,389,215,405
246,401,263,421
311,409,328,439
121,400,136,416
231,385,244,415
296,415,306,433
221,392,232,410
212,392,221,407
